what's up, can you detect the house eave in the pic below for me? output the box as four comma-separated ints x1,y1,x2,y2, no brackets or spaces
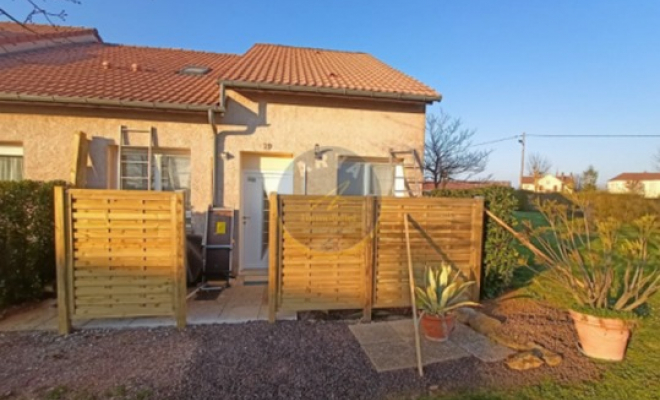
0,92,225,113
219,80,442,104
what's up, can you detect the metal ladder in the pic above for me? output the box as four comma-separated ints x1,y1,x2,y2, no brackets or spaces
118,125,156,190
390,148,424,197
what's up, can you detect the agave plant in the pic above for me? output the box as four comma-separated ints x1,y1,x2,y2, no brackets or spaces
415,264,480,316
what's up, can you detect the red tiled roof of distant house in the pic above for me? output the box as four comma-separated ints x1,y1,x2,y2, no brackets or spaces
609,172,660,181
423,180,511,191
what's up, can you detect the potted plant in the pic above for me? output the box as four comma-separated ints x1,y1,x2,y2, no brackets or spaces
525,199,660,361
415,263,479,341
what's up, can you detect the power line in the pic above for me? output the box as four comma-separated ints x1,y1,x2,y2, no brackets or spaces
472,135,520,147
527,134,660,138
472,133,660,147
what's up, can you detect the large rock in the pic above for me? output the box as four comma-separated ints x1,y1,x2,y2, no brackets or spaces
533,343,563,367
506,351,544,370
455,308,502,336
489,332,535,351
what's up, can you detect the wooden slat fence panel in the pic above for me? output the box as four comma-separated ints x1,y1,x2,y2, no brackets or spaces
373,197,484,308
55,188,187,333
277,195,369,311
270,195,485,319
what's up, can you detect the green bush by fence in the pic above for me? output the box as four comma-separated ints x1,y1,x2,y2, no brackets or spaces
426,186,522,298
0,180,65,308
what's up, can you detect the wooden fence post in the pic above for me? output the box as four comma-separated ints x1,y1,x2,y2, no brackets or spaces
54,186,71,335
174,192,187,329
471,198,485,300
268,193,279,323
404,213,424,377
362,196,375,322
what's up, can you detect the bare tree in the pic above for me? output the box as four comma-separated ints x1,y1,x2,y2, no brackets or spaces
0,0,79,26
655,148,660,171
527,153,552,177
424,110,491,189
580,165,599,192
626,180,645,196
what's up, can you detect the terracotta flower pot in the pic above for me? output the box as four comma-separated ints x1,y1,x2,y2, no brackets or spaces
569,310,630,361
420,313,455,342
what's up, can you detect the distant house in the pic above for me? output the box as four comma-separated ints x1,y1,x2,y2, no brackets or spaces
423,180,511,191
521,173,574,193
607,172,660,198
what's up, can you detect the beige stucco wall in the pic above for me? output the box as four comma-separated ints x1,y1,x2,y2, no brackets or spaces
0,105,215,232
217,89,426,208
0,91,427,236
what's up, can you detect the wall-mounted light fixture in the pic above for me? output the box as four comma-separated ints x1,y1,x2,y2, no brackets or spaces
314,144,321,160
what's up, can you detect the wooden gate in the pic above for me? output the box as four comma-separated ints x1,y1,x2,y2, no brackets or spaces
268,195,485,321
55,188,187,334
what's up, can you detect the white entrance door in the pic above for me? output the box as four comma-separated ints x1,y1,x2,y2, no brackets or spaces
241,170,293,271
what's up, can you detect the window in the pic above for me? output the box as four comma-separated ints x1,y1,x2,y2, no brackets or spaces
0,145,23,181
337,158,401,196
119,148,191,199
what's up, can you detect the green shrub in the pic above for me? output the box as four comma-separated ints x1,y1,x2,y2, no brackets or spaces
579,191,660,222
0,180,65,307
426,186,522,299
513,189,531,211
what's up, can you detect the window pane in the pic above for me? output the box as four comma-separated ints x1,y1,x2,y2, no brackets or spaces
120,149,148,190
337,161,365,196
371,163,394,196
160,154,191,191
121,177,149,190
0,156,23,181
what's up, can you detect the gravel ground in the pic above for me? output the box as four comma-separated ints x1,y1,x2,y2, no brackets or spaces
0,298,602,400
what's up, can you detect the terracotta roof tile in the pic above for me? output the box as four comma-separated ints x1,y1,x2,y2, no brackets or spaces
0,42,239,107
609,172,660,181
224,44,440,99
0,23,441,109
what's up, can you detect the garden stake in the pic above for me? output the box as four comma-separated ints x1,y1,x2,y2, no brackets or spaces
404,213,424,377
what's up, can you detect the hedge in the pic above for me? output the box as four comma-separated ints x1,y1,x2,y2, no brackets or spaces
426,186,522,298
0,180,65,307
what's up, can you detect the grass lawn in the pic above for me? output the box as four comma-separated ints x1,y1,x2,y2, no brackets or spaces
426,211,660,400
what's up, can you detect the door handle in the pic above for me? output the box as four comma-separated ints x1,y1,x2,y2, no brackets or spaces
242,215,250,224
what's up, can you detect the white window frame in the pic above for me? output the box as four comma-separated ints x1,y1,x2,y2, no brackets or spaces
118,147,190,193
338,158,404,196
0,144,24,181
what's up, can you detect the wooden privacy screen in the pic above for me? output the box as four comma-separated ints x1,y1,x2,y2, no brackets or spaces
268,195,485,322
54,188,187,334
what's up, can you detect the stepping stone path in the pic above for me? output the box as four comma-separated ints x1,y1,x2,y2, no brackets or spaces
349,319,515,372
455,307,563,370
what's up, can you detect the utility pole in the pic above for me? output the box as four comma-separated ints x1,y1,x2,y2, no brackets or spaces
518,132,526,189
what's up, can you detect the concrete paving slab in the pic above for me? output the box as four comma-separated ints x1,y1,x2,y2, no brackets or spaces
361,341,417,372
81,318,133,330
349,319,500,372
218,305,261,323
348,323,401,344
449,322,516,362
129,317,176,328
0,282,291,332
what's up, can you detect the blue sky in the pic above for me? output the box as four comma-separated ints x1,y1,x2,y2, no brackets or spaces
4,0,660,185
